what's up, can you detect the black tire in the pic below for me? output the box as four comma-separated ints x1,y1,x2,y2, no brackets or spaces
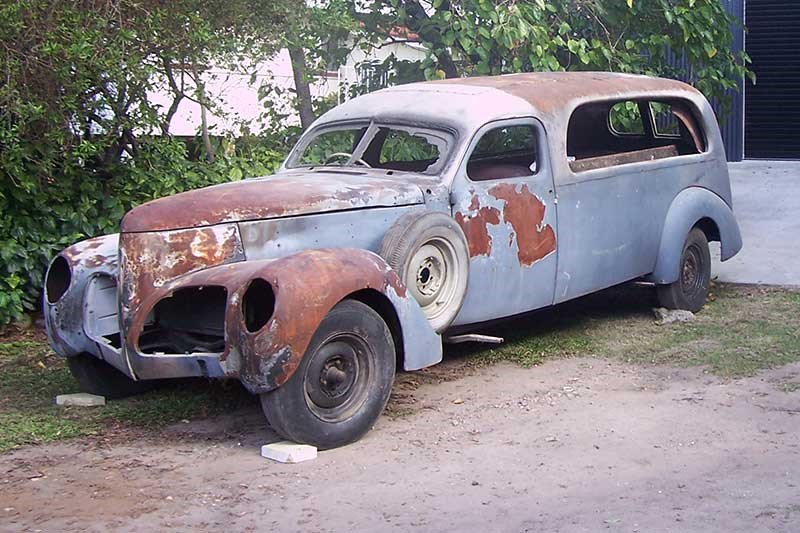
260,300,396,449
378,211,469,332
656,227,711,313
67,352,153,399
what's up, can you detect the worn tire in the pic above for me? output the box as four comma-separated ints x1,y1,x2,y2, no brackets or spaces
378,211,469,332
260,300,395,449
656,227,711,313
67,352,153,399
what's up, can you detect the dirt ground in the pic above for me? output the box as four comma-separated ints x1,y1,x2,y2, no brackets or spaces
1,354,798,532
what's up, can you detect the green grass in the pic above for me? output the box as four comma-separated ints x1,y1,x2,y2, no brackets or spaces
2,283,799,452
0,336,253,452
453,283,800,378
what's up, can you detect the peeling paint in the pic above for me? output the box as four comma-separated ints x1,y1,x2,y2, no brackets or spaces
454,196,501,258
489,183,557,266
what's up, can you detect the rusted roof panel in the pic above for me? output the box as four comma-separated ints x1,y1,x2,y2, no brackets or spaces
429,72,701,114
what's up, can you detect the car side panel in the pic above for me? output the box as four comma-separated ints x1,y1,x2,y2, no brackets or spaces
553,157,718,302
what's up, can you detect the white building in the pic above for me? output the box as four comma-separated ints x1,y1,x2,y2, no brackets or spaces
151,37,427,137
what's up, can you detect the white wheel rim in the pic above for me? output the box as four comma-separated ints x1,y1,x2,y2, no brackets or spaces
406,238,460,323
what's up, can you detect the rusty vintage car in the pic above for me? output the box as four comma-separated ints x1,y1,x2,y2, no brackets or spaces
44,72,742,448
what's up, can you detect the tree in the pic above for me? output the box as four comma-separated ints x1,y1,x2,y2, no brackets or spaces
282,1,357,130
0,0,294,324
358,0,752,107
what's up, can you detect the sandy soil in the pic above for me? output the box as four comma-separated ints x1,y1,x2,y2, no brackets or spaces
1,357,799,532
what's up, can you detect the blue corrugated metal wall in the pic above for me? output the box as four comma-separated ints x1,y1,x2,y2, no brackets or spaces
721,0,745,162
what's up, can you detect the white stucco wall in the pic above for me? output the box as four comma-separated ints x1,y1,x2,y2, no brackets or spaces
152,41,426,136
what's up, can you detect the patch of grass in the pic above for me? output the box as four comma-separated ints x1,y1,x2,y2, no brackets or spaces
0,333,254,453
2,283,799,452
445,283,800,378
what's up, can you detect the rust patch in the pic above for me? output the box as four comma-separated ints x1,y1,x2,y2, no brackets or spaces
119,225,245,354
489,183,556,266
120,173,423,232
455,195,501,258
117,245,409,392
433,71,701,115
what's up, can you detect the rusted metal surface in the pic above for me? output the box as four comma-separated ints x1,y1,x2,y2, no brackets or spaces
116,247,438,389
454,196,500,258
488,183,556,266
119,225,245,358
569,145,679,173
433,72,701,116
121,171,425,232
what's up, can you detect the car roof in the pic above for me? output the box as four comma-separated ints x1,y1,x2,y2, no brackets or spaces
429,72,700,113
313,72,705,134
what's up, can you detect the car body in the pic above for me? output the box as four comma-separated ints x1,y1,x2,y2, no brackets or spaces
44,72,742,447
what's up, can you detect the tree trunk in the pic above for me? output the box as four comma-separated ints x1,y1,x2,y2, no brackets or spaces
191,64,215,163
289,46,315,130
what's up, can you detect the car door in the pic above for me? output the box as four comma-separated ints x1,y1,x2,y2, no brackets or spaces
449,118,559,326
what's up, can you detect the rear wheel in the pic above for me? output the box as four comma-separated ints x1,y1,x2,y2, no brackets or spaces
260,300,395,449
656,227,711,313
67,352,153,399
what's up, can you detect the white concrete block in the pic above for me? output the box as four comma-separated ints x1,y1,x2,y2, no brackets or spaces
55,393,106,407
261,441,317,463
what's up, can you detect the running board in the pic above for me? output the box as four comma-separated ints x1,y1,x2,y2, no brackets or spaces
443,334,504,345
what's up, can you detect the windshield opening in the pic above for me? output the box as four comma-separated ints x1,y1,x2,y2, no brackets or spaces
288,123,452,175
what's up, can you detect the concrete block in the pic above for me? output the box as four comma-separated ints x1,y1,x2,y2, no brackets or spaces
261,441,317,463
55,393,106,407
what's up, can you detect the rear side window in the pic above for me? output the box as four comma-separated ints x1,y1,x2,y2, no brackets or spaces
609,101,645,135
567,98,706,173
467,125,538,181
650,102,681,136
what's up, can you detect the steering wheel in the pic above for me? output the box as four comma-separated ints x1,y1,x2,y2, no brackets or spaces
324,152,372,168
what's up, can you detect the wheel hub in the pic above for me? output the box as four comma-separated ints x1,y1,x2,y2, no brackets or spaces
681,245,702,296
306,343,359,410
416,256,443,297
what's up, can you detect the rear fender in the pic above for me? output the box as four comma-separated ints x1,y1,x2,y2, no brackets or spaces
649,187,742,284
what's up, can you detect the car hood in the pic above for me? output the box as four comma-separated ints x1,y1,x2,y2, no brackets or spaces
120,170,426,232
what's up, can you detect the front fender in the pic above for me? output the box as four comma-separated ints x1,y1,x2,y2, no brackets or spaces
163,248,441,394
650,187,743,284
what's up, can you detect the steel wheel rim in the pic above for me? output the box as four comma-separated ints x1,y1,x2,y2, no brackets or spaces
304,334,371,423
406,238,460,322
681,243,706,299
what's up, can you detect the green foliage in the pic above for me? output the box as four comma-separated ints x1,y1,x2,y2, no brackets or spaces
0,0,291,324
360,0,752,109
379,130,439,163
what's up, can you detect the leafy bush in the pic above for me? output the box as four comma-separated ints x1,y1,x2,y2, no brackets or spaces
0,136,287,324
0,1,292,324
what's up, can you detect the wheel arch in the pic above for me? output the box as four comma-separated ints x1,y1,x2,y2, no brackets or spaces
220,248,442,394
347,288,405,371
648,187,742,285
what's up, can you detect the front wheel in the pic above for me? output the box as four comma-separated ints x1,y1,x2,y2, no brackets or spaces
656,227,711,313
260,299,396,449
67,352,153,399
